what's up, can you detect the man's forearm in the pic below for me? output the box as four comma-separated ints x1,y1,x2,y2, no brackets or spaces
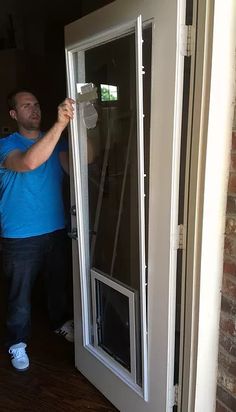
22,122,65,170
4,98,74,172
4,122,65,172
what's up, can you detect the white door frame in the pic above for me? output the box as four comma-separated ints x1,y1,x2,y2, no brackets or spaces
65,0,236,410
179,0,236,410
65,0,187,410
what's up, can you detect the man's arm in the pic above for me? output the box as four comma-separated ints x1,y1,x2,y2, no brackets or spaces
4,98,74,172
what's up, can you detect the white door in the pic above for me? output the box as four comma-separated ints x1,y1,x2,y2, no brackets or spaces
65,1,185,411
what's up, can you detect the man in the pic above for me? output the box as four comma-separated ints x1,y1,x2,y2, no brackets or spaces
0,89,75,371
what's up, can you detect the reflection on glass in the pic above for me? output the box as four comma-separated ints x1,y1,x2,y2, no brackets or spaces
101,84,118,101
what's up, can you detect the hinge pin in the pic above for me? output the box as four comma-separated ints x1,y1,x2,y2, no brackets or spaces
180,25,194,57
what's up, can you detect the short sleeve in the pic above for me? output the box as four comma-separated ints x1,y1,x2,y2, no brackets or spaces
0,136,20,168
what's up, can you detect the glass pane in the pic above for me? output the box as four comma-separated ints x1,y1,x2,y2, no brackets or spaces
88,36,138,289
73,32,139,287
72,25,152,386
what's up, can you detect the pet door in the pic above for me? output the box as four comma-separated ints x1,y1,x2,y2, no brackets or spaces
91,270,138,381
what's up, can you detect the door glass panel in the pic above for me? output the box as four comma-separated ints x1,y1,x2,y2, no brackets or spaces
81,33,139,288
71,25,152,387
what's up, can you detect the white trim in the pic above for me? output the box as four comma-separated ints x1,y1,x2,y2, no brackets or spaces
66,20,136,54
135,14,148,400
66,49,91,344
195,1,236,410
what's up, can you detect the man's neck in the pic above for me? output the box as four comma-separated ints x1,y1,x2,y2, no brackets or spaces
18,127,41,140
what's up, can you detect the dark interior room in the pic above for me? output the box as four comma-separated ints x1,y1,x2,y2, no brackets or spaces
0,1,117,411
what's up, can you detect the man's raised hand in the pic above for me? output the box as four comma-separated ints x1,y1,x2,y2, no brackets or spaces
57,98,75,129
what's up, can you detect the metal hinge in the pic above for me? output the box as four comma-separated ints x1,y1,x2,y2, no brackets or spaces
178,224,185,249
180,25,195,56
70,205,76,216
67,228,78,240
172,224,185,250
170,384,179,407
174,384,179,406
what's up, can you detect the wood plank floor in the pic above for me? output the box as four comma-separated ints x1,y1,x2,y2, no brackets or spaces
0,279,118,412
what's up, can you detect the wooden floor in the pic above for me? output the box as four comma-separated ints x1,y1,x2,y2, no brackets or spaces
0,281,118,412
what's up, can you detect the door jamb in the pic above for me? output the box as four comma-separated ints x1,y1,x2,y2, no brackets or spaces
180,0,236,410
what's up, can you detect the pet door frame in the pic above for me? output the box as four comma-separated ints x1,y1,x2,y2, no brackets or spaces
91,269,138,383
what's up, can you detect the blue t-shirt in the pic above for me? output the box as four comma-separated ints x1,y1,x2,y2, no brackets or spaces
0,132,67,238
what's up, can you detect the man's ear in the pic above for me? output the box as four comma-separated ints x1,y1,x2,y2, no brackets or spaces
9,109,17,121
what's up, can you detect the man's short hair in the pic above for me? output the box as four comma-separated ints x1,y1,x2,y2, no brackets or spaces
7,88,36,111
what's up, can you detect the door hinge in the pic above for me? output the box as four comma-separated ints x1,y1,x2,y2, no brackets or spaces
70,205,76,216
178,224,185,250
170,384,179,407
172,224,185,250
67,228,78,240
174,384,179,406
180,25,195,57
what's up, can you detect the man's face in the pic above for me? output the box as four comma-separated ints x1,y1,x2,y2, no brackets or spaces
10,92,41,131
